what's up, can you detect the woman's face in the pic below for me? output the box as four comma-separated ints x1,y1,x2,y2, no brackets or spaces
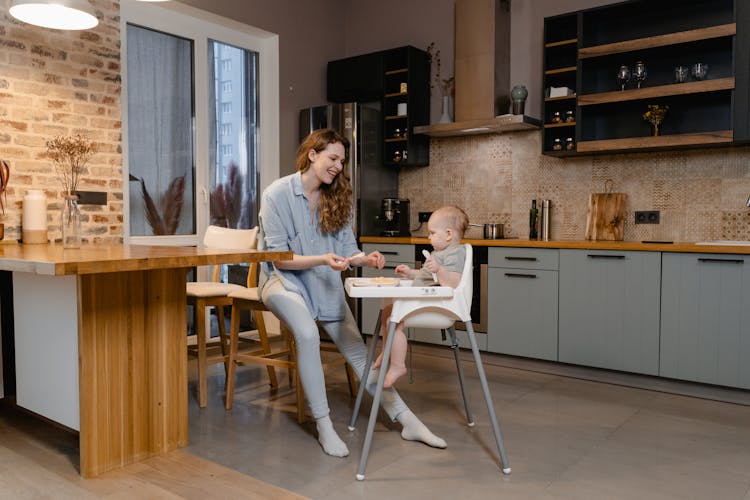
308,142,346,185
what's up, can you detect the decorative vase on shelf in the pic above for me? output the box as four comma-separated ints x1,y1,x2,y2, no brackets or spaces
61,194,81,248
438,95,452,123
510,85,528,115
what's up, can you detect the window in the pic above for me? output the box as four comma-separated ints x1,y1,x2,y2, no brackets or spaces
121,0,279,248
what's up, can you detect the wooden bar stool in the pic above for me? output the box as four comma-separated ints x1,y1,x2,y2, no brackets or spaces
186,226,278,408
225,263,358,423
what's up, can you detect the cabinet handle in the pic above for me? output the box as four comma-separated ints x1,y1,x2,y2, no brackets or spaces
587,254,625,259
381,251,399,255
697,258,744,264
381,264,399,270
504,273,537,279
504,256,537,261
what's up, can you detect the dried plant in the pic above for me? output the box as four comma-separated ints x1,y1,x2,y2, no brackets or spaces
0,160,9,215
210,163,243,228
45,134,95,195
426,42,454,97
129,173,186,235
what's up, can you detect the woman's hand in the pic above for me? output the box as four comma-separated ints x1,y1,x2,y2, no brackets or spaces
359,251,385,270
324,253,350,271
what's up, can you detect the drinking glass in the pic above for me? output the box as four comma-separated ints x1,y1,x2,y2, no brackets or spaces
633,61,647,88
616,65,631,91
692,63,708,80
674,65,688,83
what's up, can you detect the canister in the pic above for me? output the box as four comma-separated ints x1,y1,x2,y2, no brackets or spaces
22,189,48,244
540,199,551,241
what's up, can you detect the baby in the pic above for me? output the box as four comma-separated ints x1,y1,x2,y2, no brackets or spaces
373,205,469,387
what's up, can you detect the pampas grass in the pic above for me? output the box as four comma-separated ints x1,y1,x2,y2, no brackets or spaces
209,163,243,228
130,174,186,235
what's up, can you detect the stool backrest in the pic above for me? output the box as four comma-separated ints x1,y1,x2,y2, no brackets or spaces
201,225,258,283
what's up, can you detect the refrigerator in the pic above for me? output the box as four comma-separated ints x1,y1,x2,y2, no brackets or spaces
299,102,399,238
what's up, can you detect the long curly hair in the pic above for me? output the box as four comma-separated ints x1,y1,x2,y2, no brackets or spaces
296,128,352,234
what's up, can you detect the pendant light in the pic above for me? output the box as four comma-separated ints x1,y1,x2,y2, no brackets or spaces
9,0,98,30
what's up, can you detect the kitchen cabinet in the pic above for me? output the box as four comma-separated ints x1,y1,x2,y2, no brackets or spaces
558,249,660,375
382,46,430,167
660,253,750,389
359,243,414,335
487,248,559,360
542,0,750,156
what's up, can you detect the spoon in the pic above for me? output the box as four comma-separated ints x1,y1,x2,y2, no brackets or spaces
422,249,437,283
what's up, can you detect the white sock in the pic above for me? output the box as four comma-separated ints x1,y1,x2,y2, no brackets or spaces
315,416,349,457
396,410,447,449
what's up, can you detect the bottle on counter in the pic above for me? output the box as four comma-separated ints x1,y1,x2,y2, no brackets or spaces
529,200,538,239
540,199,551,241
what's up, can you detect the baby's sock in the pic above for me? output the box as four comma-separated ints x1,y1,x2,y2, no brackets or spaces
396,410,447,448
315,416,349,457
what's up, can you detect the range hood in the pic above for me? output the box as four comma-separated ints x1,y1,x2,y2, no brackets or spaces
415,0,540,137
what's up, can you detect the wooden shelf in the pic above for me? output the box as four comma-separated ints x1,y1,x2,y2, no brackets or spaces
414,114,541,137
578,23,736,59
385,137,407,142
578,77,735,106
545,38,578,48
385,115,408,120
384,92,407,98
543,149,579,157
384,68,408,75
544,121,576,128
576,130,733,153
545,66,577,75
545,95,577,102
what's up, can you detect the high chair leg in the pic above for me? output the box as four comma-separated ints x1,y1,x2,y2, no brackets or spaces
446,327,473,426
356,319,396,481
465,321,511,474
348,313,381,431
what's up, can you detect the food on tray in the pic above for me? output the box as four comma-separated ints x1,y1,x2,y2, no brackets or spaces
371,277,398,284
351,277,400,287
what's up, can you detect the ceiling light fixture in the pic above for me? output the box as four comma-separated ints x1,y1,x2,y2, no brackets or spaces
9,0,98,30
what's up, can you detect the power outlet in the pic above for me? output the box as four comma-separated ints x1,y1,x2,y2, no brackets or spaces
635,210,660,224
418,211,432,223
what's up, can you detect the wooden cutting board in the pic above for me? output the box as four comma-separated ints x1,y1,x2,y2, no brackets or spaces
585,192,627,241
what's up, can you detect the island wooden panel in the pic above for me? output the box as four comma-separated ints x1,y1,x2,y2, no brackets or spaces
578,78,735,106
578,23,737,59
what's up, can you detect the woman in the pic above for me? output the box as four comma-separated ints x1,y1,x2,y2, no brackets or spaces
258,128,446,457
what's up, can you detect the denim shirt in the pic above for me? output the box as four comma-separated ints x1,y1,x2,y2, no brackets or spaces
258,172,360,321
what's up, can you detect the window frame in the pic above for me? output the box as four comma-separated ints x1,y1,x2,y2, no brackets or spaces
120,0,279,246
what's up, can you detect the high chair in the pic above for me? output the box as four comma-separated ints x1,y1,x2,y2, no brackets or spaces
347,244,511,480
186,225,279,408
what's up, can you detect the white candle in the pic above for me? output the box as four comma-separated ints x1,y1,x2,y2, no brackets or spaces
23,189,47,230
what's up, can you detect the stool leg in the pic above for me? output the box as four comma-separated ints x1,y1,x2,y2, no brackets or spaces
465,322,511,474
196,300,208,408
225,301,241,410
348,312,381,431
216,305,229,376
254,310,279,389
356,319,395,481
446,327,474,426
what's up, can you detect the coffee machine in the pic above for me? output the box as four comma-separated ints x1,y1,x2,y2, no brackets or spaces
378,198,410,236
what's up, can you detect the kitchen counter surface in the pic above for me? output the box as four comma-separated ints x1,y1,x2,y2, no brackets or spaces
359,236,750,254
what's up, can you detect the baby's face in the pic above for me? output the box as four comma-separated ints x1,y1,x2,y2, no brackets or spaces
427,215,451,250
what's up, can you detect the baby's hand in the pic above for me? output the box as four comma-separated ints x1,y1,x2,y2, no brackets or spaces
423,257,440,274
394,264,412,277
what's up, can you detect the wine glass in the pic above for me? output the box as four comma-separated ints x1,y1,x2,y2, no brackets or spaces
633,61,647,88
692,63,708,80
616,65,631,91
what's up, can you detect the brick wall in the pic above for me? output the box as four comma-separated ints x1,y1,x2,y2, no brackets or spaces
0,0,122,243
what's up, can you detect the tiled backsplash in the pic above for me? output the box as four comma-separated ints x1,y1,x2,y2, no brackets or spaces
400,131,750,242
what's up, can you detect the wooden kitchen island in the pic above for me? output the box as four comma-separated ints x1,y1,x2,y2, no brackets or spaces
0,243,291,477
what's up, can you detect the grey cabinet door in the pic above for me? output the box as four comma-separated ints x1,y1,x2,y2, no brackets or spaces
558,249,661,375
359,244,414,335
660,253,750,389
487,267,558,360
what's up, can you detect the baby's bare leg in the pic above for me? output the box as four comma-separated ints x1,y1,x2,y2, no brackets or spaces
383,322,408,388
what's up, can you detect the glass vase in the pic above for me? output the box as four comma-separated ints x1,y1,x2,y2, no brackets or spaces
438,95,453,123
61,194,82,248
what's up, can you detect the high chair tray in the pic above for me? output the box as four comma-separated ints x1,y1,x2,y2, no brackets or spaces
344,278,454,298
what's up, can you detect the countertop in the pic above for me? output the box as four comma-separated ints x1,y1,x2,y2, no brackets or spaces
359,236,750,255
0,243,292,276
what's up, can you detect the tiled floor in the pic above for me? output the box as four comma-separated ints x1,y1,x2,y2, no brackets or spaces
187,343,750,500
